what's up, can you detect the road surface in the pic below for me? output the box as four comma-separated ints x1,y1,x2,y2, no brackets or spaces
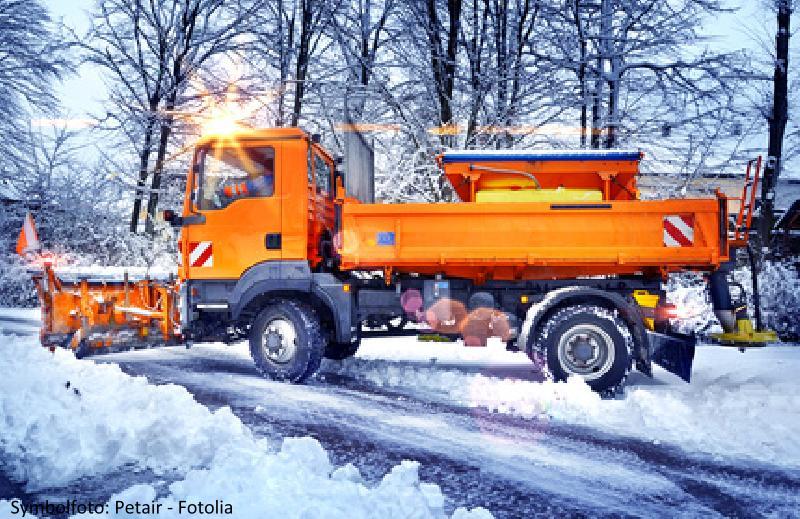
1,313,798,518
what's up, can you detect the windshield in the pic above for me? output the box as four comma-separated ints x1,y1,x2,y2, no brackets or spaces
196,145,275,210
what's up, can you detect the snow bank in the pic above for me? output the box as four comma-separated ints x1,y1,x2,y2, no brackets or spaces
0,335,255,491
79,442,489,519
0,336,490,518
323,338,800,469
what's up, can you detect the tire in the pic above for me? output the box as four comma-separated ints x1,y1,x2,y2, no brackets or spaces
249,299,326,383
324,325,361,360
534,305,631,394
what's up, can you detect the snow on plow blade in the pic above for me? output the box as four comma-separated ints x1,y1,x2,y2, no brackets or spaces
647,330,696,383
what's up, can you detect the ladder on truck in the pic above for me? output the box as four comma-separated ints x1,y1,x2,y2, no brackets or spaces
729,156,763,247
711,155,778,346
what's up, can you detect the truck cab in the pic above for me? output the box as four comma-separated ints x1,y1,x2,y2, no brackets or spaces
179,128,336,281
173,128,355,374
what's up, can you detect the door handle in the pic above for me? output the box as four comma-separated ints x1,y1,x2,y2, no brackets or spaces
265,233,282,250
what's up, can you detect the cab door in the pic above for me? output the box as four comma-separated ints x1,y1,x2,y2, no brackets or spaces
181,140,282,281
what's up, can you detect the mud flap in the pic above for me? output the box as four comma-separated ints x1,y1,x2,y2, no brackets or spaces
647,330,696,382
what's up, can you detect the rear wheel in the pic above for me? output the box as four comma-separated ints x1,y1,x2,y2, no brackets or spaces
249,299,326,383
535,305,631,394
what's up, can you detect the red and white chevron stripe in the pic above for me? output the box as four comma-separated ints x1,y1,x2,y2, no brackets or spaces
188,241,213,267
663,215,694,247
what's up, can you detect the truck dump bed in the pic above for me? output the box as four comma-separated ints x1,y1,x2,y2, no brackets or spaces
337,150,729,280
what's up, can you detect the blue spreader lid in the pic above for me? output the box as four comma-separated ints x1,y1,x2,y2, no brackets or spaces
440,149,642,164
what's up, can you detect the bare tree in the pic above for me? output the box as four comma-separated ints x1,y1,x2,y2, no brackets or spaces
329,0,394,116
0,0,69,168
247,0,331,127
395,0,463,142
759,0,792,247
534,0,743,153
84,0,261,233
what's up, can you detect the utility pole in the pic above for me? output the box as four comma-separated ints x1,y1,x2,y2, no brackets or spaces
759,1,791,250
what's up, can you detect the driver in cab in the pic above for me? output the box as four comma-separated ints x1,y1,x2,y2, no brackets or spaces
199,145,275,210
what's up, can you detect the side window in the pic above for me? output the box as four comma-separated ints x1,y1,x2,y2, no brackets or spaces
197,145,275,210
314,152,331,196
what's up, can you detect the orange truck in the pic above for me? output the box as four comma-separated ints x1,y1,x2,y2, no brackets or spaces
31,127,776,394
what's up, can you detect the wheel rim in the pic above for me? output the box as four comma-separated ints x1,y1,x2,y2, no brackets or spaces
556,323,615,381
261,317,298,364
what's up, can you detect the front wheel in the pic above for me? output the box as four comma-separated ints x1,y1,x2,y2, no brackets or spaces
324,325,361,360
535,305,631,394
249,299,326,383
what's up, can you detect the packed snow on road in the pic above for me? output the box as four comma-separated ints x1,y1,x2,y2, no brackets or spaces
0,306,799,517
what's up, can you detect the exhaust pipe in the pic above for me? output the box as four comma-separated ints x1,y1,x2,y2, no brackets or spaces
344,130,375,203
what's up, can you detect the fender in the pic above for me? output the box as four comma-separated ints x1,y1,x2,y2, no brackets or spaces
229,261,312,319
311,273,353,343
519,286,652,375
228,261,352,343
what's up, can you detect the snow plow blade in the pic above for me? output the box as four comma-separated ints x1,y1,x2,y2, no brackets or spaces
33,262,181,356
647,331,696,383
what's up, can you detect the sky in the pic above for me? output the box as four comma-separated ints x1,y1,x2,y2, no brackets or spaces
48,0,105,118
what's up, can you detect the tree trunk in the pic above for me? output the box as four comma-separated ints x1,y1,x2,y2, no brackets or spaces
129,114,156,233
759,1,791,249
425,0,462,144
444,0,462,129
144,95,176,235
606,83,616,148
599,0,614,148
464,0,487,145
606,66,620,148
291,0,314,127
276,0,289,126
573,1,587,148
494,0,508,147
591,60,603,149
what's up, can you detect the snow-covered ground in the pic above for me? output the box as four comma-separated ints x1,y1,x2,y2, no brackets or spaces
0,334,490,518
0,307,41,335
1,308,799,517
323,337,800,470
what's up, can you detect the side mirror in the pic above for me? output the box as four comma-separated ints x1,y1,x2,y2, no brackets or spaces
162,209,183,227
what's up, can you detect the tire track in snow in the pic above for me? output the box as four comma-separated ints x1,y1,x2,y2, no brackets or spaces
111,360,664,518
98,345,800,518
324,376,800,518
